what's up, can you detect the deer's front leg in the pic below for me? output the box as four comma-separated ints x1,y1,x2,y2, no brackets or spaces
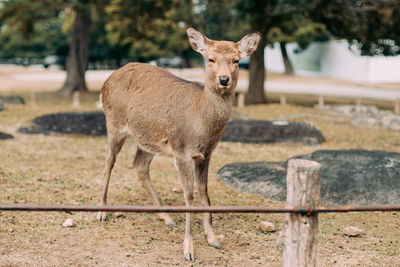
194,156,221,249
174,157,195,261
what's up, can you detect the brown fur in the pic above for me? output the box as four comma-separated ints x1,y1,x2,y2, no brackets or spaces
97,26,261,261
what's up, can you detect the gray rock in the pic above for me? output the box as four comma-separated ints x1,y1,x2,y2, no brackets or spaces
0,132,14,140
323,104,400,131
0,103,4,111
62,218,75,227
259,221,276,233
18,112,106,136
217,150,400,206
230,110,249,120
221,120,325,145
0,95,25,105
343,226,362,237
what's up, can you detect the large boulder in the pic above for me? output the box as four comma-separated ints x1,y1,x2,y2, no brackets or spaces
217,150,400,206
221,120,325,145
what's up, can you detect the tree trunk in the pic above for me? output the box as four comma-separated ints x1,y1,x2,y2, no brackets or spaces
280,42,294,75
180,49,192,68
181,55,191,68
246,37,267,104
60,3,91,96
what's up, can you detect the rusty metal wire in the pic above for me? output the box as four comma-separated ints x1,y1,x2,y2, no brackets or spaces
0,204,399,215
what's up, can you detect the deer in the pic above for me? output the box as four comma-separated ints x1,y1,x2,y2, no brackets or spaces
97,26,261,261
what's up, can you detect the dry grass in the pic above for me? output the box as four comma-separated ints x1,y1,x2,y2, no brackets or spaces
0,69,399,266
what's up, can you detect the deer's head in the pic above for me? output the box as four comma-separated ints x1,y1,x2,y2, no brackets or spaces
187,26,261,95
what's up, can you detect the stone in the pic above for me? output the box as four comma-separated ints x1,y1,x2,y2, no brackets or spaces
62,218,75,227
0,103,4,111
217,150,400,206
172,187,183,193
343,226,362,237
0,132,14,140
259,221,276,233
221,120,325,145
323,104,400,131
18,112,107,136
230,110,249,120
0,95,25,105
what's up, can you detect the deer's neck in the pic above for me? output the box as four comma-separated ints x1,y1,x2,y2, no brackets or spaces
200,83,235,124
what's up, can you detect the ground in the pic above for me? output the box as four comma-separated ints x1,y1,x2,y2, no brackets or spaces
0,65,399,266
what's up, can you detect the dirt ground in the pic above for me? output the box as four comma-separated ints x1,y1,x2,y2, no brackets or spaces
0,66,399,266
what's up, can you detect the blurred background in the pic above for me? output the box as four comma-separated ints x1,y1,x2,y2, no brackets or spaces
0,0,399,105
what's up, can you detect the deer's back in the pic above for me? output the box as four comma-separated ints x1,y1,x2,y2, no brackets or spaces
101,63,225,156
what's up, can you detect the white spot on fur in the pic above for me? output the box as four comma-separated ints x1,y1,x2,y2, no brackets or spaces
120,125,130,135
96,93,103,109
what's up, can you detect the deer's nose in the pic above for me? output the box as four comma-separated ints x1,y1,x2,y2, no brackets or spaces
219,76,230,86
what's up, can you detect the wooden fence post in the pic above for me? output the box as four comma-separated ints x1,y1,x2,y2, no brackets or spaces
280,95,287,105
395,98,400,114
72,91,80,108
278,159,322,267
30,92,37,108
237,92,245,108
318,96,324,109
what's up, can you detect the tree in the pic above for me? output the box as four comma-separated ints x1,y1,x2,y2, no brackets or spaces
312,0,400,57
105,0,176,62
267,14,326,75
59,0,91,96
0,0,94,96
0,0,67,61
236,1,316,104
198,0,250,41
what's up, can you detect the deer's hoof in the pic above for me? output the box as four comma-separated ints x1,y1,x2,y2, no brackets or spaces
209,240,221,249
97,211,107,222
184,252,195,261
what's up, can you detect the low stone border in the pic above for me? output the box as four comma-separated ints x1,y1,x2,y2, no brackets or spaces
0,132,14,140
217,150,400,206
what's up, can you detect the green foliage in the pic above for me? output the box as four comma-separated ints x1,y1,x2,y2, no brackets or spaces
267,14,327,50
197,0,250,41
0,1,68,59
312,0,400,56
105,0,176,61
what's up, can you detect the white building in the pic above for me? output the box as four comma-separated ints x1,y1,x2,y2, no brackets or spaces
265,40,400,83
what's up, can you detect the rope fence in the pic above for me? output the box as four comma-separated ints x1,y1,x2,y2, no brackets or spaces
0,204,400,214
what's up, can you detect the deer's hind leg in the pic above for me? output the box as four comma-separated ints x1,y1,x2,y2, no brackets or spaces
98,129,127,222
133,147,176,227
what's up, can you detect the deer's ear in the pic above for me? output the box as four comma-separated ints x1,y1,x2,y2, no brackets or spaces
187,26,210,56
236,32,262,58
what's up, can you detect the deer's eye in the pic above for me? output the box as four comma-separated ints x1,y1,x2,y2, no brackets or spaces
233,60,239,64
208,59,215,63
